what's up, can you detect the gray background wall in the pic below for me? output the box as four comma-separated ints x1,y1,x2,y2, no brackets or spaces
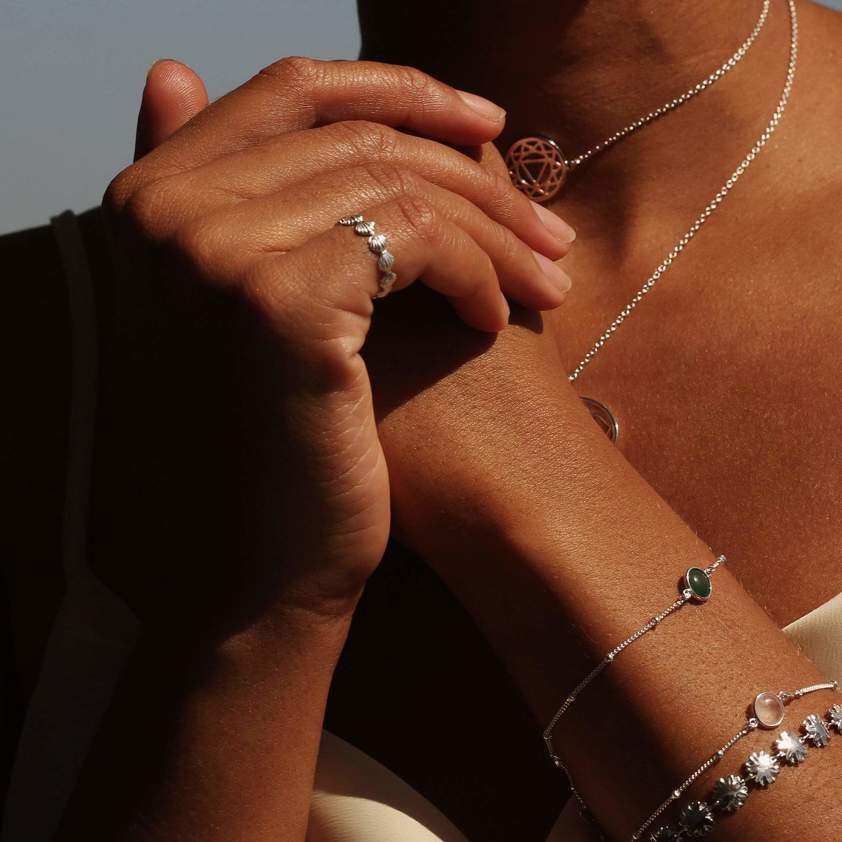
0,0,360,234
1,0,839,234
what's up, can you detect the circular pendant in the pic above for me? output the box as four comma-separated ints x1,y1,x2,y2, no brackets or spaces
581,397,620,444
505,136,567,203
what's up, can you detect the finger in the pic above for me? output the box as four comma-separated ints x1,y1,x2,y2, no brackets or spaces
193,165,572,311
471,140,576,261
244,196,513,337
134,121,576,260
136,58,506,175
474,140,513,179
135,60,209,160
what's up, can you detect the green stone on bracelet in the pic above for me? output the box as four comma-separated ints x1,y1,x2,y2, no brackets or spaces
684,566,712,601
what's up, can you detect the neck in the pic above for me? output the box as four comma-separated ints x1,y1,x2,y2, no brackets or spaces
359,0,792,212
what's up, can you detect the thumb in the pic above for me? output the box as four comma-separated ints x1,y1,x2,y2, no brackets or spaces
134,59,209,160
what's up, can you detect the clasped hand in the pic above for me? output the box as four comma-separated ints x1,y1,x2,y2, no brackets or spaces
95,56,585,636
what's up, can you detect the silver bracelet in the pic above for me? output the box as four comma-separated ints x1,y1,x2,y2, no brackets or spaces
633,681,839,841
649,694,841,841
543,555,727,819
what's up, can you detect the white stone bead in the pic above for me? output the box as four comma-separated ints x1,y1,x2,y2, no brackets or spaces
753,692,785,729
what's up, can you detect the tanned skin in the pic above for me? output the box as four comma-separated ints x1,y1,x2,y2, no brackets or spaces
3,2,842,840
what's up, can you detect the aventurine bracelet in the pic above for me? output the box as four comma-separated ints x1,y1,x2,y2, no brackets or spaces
632,681,839,841
543,555,727,818
649,694,841,841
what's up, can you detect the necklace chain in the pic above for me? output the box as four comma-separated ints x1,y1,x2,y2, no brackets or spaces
569,0,798,384
565,0,771,171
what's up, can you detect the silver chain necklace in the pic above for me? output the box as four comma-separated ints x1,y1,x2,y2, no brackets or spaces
565,0,771,174
567,0,799,443
505,1,771,203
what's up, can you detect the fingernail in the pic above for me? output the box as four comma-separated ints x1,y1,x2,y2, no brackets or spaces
530,201,576,245
533,251,572,293
454,89,506,122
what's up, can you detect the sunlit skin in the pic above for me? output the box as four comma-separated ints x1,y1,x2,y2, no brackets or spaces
2,2,842,841
360,0,842,624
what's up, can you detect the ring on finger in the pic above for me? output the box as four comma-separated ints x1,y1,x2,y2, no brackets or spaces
337,214,397,299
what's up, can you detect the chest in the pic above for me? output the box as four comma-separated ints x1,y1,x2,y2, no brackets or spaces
550,202,842,625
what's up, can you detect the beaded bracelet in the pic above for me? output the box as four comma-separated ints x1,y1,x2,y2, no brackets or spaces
632,681,839,840
648,695,841,841
543,555,727,818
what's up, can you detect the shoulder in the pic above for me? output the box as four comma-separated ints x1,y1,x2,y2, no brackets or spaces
0,206,109,284
800,3,842,107
0,212,78,442
804,0,842,31
0,209,107,718
0,216,69,475
801,0,842,38
771,3,842,249
0,219,64,288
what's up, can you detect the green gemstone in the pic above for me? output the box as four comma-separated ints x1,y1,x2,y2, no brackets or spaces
686,567,712,601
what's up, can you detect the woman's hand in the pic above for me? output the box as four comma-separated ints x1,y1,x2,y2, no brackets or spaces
94,57,577,634
366,285,597,563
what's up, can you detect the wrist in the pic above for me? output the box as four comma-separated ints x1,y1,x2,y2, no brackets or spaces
212,603,356,687
410,413,717,718
143,587,360,672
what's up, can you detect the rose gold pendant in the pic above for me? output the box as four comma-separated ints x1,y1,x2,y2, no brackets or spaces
505,136,568,203
581,397,620,444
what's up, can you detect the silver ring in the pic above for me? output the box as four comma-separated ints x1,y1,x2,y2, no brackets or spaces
337,214,397,299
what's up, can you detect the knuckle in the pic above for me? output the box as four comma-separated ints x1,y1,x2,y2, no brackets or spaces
258,55,320,89
393,194,440,244
359,162,417,200
484,171,521,218
123,180,173,240
394,64,437,101
495,222,525,265
102,165,140,216
336,119,399,160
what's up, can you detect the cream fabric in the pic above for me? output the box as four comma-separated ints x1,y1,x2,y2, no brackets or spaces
310,732,467,842
782,592,842,682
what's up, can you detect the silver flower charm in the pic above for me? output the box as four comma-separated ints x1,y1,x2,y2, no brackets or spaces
712,775,749,812
775,730,808,765
354,220,376,236
745,751,780,786
650,827,678,842
828,704,842,734
803,714,831,747
367,233,388,254
679,801,714,837
377,250,395,271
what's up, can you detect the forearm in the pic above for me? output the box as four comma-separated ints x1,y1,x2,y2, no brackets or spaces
392,384,840,840
57,603,355,842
